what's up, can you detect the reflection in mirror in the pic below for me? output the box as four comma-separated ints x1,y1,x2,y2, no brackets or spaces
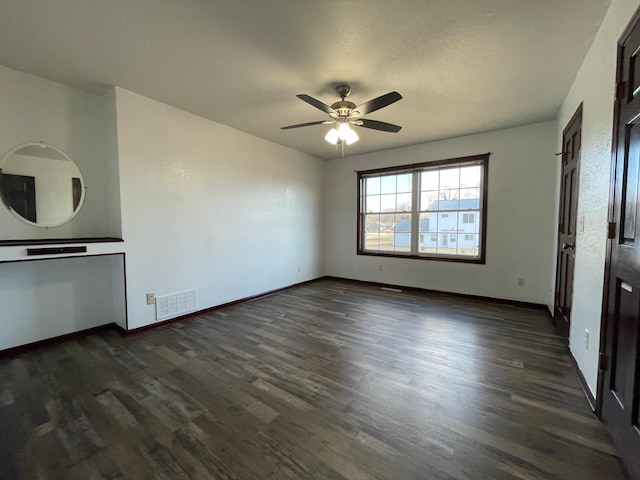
0,142,86,228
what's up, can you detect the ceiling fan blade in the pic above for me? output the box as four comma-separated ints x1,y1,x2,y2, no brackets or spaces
296,94,337,115
357,119,402,133
354,91,402,116
281,120,331,130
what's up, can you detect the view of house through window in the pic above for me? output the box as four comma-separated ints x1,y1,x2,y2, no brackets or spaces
358,154,488,262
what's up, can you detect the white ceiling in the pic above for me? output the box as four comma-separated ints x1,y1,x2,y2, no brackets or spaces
0,0,612,160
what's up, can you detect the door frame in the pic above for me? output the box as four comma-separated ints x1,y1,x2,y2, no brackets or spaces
597,5,640,418
553,103,582,340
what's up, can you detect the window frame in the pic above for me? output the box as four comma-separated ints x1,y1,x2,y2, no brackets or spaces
356,153,489,264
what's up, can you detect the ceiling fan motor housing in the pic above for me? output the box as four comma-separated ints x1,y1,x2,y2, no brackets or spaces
331,84,359,118
330,100,357,118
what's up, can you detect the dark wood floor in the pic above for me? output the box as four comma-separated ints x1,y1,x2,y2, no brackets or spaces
0,279,629,479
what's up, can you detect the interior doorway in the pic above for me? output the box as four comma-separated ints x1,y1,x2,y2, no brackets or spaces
553,104,582,342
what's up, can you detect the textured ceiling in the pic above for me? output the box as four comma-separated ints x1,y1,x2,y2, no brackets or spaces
0,0,612,160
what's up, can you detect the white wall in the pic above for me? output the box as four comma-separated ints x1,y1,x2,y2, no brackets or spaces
0,255,126,350
555,0,640,396
0,65,120,240
326,121,558,305
114,88,325,329
103,88,123,239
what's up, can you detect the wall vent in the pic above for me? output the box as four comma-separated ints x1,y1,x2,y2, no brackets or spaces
155,289,197,321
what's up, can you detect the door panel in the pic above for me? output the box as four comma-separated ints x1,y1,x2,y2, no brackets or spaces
0,173,36,223
602,9,640,479
554,105,581,340
623,122,640,241
610,279,639,410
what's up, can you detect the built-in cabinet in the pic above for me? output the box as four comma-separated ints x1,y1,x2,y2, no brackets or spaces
0,66,127,350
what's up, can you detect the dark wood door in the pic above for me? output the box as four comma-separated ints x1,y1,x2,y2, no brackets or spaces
601,10,640,480
0,173,36,223
554,105,582,340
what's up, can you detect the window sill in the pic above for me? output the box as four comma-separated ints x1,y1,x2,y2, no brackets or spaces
357,250,485,264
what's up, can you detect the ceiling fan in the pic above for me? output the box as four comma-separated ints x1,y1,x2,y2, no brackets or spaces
281,84,402,146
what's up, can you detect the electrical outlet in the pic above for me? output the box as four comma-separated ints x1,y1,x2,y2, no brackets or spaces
584,329,590,349
146,293,156,305
297,265,301,272
517,276,525,287
378,264,383,272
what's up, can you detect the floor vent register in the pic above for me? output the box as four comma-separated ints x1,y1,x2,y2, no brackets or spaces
155,289,197,321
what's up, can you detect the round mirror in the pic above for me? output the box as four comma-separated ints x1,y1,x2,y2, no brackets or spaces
0,142,86,228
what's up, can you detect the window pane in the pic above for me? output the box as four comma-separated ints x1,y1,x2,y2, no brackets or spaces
418,213,436,254
458,210,480,233
392,213,411,252
439,168,459,189
472,211,480,233
366,177,380,195
365,235,380,250
457,234,478,256
396,193,411,211
420,191,438,211
377,229,394,252
419,212,436,233
421,170,439,191
426,198,440,211
380,175,396,194
437,190,459,210
364,214,381,250
459,188,480,204
396,174,412,193
365,214,380,231
460,166,481,188
380,194,396,212
379,213,396,228
366,195,380,213
437,233,456,255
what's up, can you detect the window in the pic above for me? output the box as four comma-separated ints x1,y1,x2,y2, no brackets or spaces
358,153,488,263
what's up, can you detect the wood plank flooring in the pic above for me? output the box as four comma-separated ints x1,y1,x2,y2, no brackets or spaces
0,278,629,479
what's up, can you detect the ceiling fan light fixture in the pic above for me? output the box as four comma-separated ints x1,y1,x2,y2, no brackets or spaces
325,128,339,145
345,128,359,145
337,122,352,141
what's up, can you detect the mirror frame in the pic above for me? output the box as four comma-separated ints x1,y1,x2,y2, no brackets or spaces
0,142,87,228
